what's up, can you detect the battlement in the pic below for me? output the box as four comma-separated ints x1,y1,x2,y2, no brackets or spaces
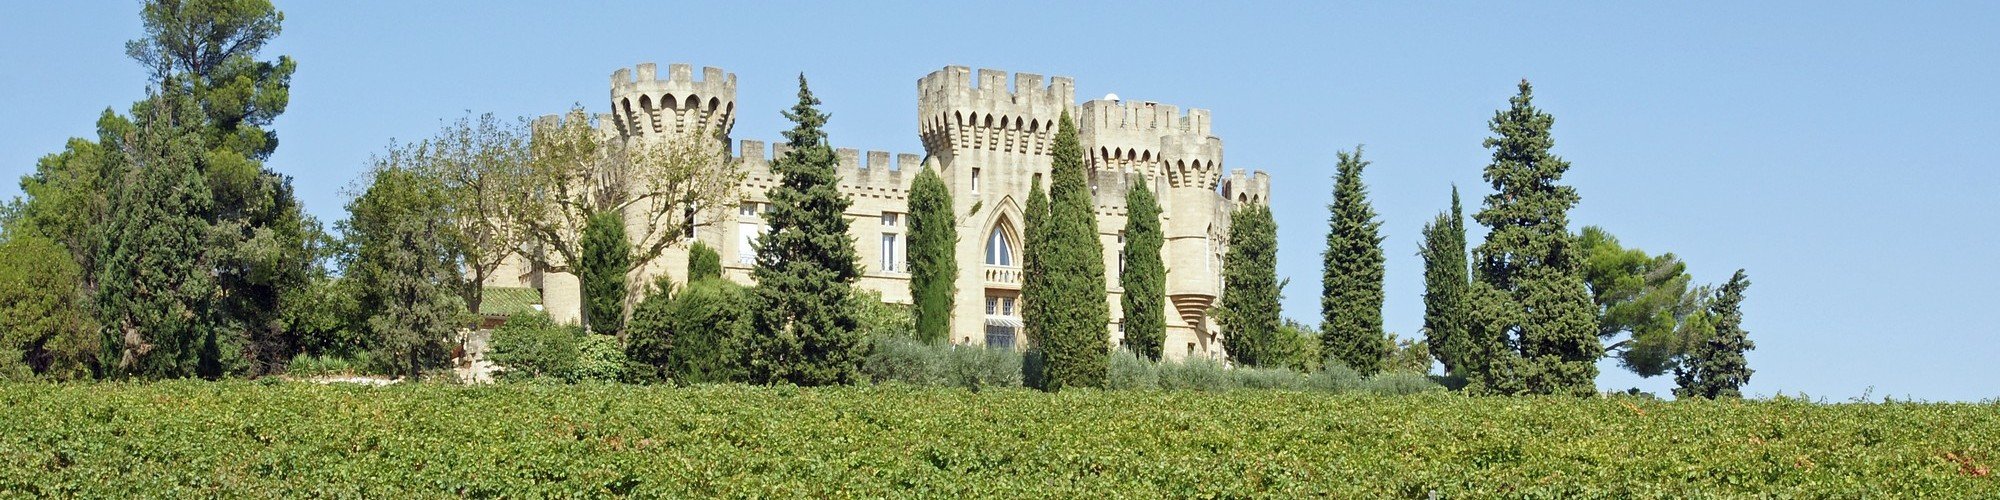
732,140,920,193
1079,99,1211,138
610,62,737,139
1222,169,1272,206
918,66,1076,158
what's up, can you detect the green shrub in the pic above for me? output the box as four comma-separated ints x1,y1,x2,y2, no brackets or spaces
1308,363,1363,393
487,311,580,381
1106,349,1158,390
652,279,752,384
864,337,1022,390
1233,366,1309,390
570,334,628,383
1362,371,1445,395
942,344,1023,390
852,289,914,340
1157,357,1234,391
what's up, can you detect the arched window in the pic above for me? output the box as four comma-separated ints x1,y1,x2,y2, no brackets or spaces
985,224,1015,266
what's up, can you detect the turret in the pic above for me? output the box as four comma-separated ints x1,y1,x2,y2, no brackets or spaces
917,66,1075,160
609,63,737,145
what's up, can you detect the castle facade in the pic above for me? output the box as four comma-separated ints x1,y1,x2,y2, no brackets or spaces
491,63,1269,361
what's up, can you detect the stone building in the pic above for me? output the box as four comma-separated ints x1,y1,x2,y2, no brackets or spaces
488,62,1270,361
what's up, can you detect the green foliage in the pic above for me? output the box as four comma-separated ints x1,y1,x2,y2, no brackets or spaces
686,241,721,281
1361,371,1448,395
345,167,466,379
1106,349,1160,390
1156,357,1235,391
1020,177,1050,385
0,234,99,380
1029,112,1111,391
1468,80,1603,396
906,166,957,344
1385,334,1434,374
1321,148,1389,376
94,91,219,380
3,382,1996,496
1578,226,1711,377
626,278,752,385
748,75,866,386
1420,187,1473,376
578,211,630,335
283,352,381,378
864,337,1022,390
1307,363,1364,393
1220,204,1284,368
851,289,914,341
487,312,579,381
1118,181,1166,360
1677,270,1755,399
571,334,629,383
1272,319,1323,373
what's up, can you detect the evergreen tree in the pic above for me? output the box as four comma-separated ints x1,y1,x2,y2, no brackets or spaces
1321,148,1389,376
1219,204,1283,367
1033,112,1111,390
687,240,722,281
1020,177,1051,387
1420,186,1472,376
1118,179,1166,361
95,91,218,379
748,75,865,386
906,165,957,344
1470,80,1602,396
577,211,630,336
345,167,465,379
1676,270,1753,399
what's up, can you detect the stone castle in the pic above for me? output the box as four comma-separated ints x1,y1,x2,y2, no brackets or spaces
488,62,1270,361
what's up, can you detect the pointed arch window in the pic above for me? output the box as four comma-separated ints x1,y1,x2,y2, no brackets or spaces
985,224,1015,266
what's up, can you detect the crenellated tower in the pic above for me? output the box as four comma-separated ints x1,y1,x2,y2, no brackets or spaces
1078,98,1226,331
610,63,737,146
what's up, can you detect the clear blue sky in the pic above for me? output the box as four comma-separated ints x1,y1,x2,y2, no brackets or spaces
4,2,1996,400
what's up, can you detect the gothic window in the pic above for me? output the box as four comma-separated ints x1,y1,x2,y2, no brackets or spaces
985,224,1014,266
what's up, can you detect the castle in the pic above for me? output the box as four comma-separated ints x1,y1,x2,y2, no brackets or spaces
488,63,1270,361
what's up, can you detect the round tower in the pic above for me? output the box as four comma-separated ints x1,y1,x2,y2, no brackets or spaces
1078,98,1225,332
610,63,737,146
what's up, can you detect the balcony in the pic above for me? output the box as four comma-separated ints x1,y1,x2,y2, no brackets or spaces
984,265,1021,288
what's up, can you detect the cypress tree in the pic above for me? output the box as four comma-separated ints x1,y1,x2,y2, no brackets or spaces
1118,179,1166,361
1020,176,1051,387
1471,80,1602,396
1321,148,1389,376
906,165,957,344
1420,186,1472,376
1676,270,1753,399
687,240,721,281
94,91,216,379
578,211,630,336
1034,112,1110,390
1219,204,1283,367
748,75,865,386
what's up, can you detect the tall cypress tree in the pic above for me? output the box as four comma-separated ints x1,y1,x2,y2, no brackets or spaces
1321,148,1388,376
1219,204,1283,367
1676,270,1753,399
1034,112,1110,390
1118,179,1166,361
95,90,217,379
906,166,957,344
748,75,865,386
578,211,630,336
1020,177,1051,387
1420,186,1472,376
1471,80,1602,396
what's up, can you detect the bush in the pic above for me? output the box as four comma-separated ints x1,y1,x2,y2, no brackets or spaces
1308,363,1363,393
632,279,752,385
487,311,580,381
1361,371,1445,395
864,337,1022,390
1106,349,1158,390
1157,357,1234,391
571,334,628,383
852,289,914,340
1233,366,1309,390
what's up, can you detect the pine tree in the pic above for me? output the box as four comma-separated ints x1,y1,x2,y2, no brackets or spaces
687,241,722,281
906,165,957,344
1219,204,1283,367
1118,179,1166,361
1420,186,1472,376
578,211,630,336
1676,270,1753,399
1321,148,1389,376
1470,80,1602,396
1033,112,1110,390
748,75,865,386
94,90,217,379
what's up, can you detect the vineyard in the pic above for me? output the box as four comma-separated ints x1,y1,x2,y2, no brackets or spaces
0,382,1994,497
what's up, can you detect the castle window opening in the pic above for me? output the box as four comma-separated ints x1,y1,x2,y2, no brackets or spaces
737,222,762,264
739,201,757,217
880,232,901,272
971,168,981,193
881,212,901,227
985,225,1014,266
